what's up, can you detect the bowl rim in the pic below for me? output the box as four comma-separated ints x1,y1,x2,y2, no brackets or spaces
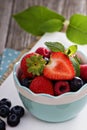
13,61,87,105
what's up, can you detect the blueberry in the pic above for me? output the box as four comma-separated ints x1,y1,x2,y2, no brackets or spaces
10,105,25,118
69,77,84,92
0,98,11,108
0,118,6,130
7,113,20,127
0,105,10,118
20,78,30,88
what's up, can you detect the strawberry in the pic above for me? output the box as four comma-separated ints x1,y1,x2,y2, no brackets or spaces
43,52,75,80
80,64,87,81
29,76,54,95
35,47,51,58
20,53,46,77
20,53,35,77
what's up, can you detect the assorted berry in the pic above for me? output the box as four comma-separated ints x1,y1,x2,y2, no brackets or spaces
29,76,54,95
10,105,25,118
35,47,51,58
54,81,70,96
0,98,25,128
18,42,87,96
69,77,84,92
20,77,31,88
0,118,6,130
7,113,20,127
0,98,11,108
0,105,10,118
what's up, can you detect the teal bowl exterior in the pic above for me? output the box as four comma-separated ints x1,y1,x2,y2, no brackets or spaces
19,93,87,122
13,62,87,122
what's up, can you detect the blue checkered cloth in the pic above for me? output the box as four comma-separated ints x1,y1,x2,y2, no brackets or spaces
0,48,20,80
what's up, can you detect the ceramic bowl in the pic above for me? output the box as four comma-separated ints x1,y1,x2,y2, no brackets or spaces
13,60,87,122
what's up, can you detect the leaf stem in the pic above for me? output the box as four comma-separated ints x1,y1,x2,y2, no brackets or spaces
62,20,69,32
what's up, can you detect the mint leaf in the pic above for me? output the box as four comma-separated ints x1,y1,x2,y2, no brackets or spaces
70,57,80,77
65,45,77,56
45,42,65,52
66,14,87,45
13,6,65,36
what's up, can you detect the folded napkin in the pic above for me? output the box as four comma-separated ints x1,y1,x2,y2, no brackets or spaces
0,48,20,80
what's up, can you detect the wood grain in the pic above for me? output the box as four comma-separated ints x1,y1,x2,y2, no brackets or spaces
0,0,87,52
0,0,13,54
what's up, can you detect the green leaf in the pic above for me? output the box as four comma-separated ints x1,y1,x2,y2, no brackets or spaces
45,42,65,52
39,19,63,33
65,45,77,56
70,57,80,77
66,14,87,45
13,6,65,36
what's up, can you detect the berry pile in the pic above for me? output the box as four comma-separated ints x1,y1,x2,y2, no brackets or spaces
18,42,87,96
0,98,25,130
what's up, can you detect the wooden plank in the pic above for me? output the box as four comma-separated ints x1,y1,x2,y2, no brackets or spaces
6,0,34,51
0,0,13,54
62,0,87,19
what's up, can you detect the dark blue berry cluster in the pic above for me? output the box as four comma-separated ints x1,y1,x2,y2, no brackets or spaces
0,98,25,130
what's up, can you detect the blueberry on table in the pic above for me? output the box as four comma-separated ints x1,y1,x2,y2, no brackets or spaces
0,105,10,118
0,98,11,108
0,118,6,130
10,105,25,118
7,113,20,127
69,77,84,92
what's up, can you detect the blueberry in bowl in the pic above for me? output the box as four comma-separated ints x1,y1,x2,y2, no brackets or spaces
13,42,87,122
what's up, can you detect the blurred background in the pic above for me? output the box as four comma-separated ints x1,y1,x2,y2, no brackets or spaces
0,0,87,52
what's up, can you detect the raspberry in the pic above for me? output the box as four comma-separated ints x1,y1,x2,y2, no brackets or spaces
54,81,70,96
35,47,51,58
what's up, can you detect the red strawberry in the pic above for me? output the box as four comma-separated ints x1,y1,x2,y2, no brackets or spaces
20,52,46,77
54,81,70,96
29,76,54,95
35,47,51,58
20,53,35,78
80,64,87,81
43,52,75,80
